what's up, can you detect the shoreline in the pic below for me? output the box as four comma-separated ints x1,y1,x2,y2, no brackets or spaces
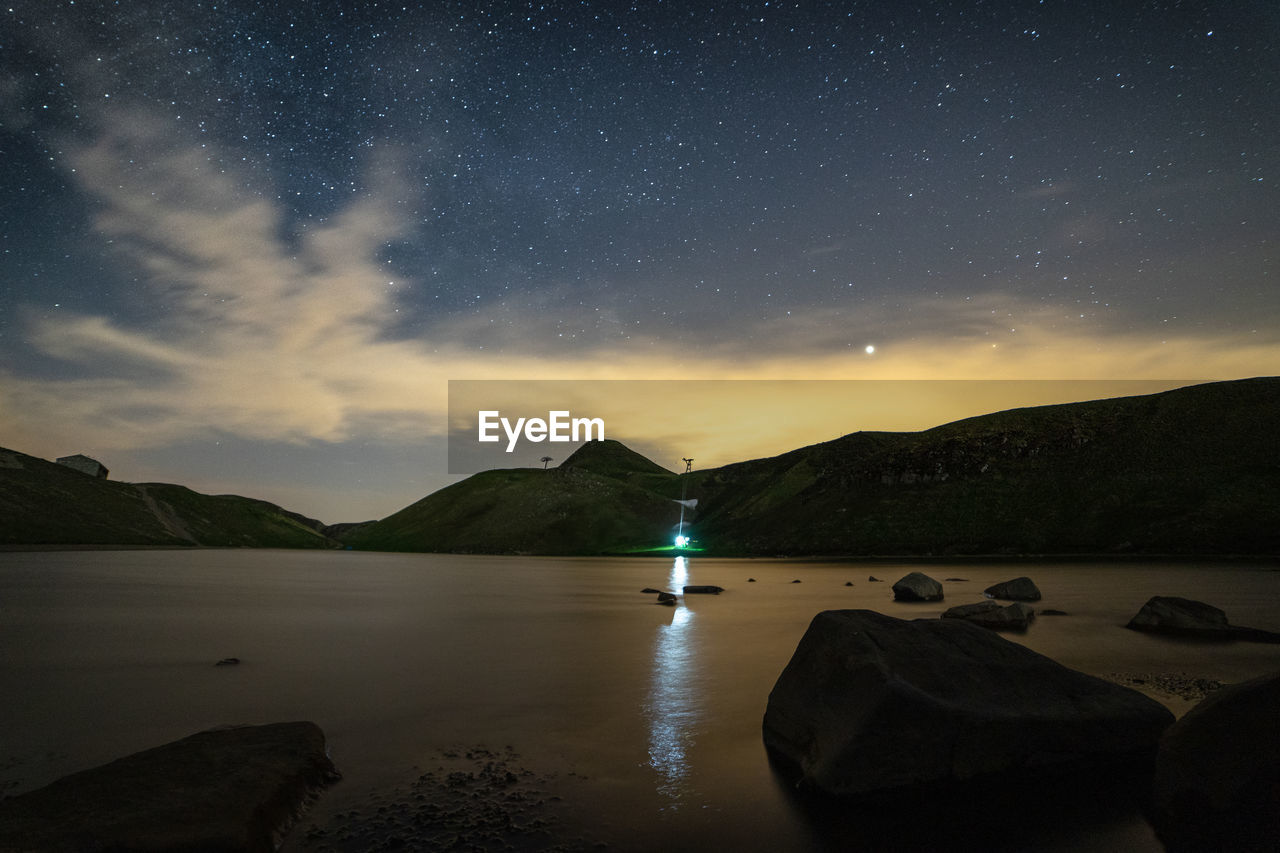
2,542,1277,564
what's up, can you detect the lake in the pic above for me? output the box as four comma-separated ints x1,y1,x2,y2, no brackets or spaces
2,550,1279,851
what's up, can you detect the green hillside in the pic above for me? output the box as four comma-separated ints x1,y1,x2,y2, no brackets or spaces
692,377,1280,555
0,448,336,548
7,379,1277,555
351,378,1280,557
345,439,682,554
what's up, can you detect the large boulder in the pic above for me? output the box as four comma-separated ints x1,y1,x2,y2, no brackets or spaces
762,610,1173,797
943,600,1035,630
891,571,943,602
984,577,1041,602
1127,596,1280,643
0,721,340,852
1126,596,1233,637
1151,671,1280,852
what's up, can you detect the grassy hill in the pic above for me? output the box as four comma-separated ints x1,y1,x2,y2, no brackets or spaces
345,440,682,554
350,378,1280,557
7,378,1276,555
691,377,1280,555
0,448,337,548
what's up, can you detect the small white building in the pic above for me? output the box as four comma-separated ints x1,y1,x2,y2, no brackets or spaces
56,454,109,479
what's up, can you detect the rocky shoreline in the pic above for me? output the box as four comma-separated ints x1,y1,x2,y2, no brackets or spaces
0,722,339,853
292,746,603,853
1106,672,1224,703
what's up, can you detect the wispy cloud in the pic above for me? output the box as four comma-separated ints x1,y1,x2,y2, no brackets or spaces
3,111,1278,465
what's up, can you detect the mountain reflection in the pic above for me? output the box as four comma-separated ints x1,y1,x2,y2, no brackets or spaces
645,557,699,808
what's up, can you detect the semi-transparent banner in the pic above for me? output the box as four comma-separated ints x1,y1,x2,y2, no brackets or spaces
446,379,1196,475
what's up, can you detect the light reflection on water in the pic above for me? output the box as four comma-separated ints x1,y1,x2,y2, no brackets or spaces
3,551,1278,851
645,557,698,808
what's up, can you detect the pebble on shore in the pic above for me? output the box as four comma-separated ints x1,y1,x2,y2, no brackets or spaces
1107,673,1224,703
293,746,602,852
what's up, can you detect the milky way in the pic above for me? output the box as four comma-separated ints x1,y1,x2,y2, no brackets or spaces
1,1,1277,520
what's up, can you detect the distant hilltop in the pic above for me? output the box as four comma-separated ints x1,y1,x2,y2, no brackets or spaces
3,378,1278,555
55,454,109,479
0,447,348,548
346,377,1280,557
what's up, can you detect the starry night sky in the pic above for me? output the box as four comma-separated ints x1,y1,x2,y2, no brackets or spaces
2,1,1278,522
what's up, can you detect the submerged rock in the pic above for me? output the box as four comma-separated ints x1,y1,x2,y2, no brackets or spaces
0,721,340,852
891,572,943,602
1122,596,1280,642
762,609,1172,797
683,585,724,595
984,577,1041,602
868,576,883,582
656,591,677,605
1152,671,1280,852
1125,596,1253,639
215,657,241,666
942,601,1001,620
640,587,662,594
943,601,1035,630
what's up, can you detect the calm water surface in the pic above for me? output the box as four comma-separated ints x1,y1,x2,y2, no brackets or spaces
2,550,1279,851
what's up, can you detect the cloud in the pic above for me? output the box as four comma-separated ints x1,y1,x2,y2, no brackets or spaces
4,111,1279,465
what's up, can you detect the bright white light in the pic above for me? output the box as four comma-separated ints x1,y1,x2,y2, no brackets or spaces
865,344,876,354
671,556,688,587
674,535,689,548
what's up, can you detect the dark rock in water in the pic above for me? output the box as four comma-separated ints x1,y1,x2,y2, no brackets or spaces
1124,596,1280,643
1151,671,1280,852
683,585,724,595
641,587,662,594
845,581,854,587
1231,625,1280,643
791,579,802,584
984,577,1041,602
747,578,757,582
0,721,340,852
1127,596,1233,637
761,609,1173,797
656,597,676,607
943,601,1035,631
656,591,677,604
891,571,943,602
1123,596,1280,643
994,602,1035,629
1041,609,1068,616
868,576,882,582
942,600,1000,618
944,578,969,582
215,657,241,666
